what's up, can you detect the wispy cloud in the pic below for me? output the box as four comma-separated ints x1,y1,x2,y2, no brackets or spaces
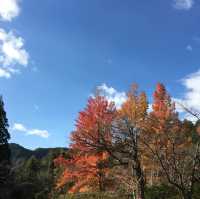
0,0,20,21
0,68,11,78
96,83,127,109
173,69,200,121
173,0,194,10
12,123,50,138
0,29,29,78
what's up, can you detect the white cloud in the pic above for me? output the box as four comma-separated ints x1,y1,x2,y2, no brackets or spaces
174,69,200,121
28,129,49,138
13,123,26,131
173,0,194,10
96,83,127,109
186,45,192,51
0,68,11,78
0,29,29,78
12,123,50,138
0,0,20,21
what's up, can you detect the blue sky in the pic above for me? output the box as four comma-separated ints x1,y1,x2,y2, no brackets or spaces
0,0,200,149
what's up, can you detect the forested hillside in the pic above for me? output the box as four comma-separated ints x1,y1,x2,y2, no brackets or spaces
10,143,66,166
8,143,67,199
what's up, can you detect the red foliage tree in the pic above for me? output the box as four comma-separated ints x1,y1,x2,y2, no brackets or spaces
147,83,179,138
54,152,109,193
55,96,116,193
71,96,116,153
143,83,200,199
151,83,176,120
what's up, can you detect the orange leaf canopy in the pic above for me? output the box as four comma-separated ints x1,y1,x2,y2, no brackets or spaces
55,96,116,193
54,152,109,193
71,96,116,153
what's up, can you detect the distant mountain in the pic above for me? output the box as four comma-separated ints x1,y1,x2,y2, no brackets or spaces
9,143,67,166
7,143,68,198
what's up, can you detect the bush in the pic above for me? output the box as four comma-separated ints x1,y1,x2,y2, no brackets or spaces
35,191,48,199
145,184,179,199
193,183,200,199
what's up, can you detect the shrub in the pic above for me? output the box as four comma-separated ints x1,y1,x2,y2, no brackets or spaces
145,184,179,199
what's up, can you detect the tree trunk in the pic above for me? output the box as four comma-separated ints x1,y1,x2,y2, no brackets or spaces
133,161,145,199
98,169,105,192
135,173,145,199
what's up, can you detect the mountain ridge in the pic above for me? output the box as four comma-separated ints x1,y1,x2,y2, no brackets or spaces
9,143,67,165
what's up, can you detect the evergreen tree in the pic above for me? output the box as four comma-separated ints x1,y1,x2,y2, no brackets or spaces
0,96,12,199
25,156,40,184
0,96,10,163
47,150,58,198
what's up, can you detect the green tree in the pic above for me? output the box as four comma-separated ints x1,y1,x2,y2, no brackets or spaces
0,96,11,186
25,156,40,184
0,96,10,163
47,150,58,198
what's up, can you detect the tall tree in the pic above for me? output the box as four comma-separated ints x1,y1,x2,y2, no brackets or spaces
86,85,149,199
143,83,200,199
56,96,116,192
70,85,149,199
111,85,148,199
0,96,11,186
25,156,41,185
143,83,178,185
0,96,10,163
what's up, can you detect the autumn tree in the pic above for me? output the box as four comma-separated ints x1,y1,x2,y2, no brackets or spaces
109,85,148,199
143,83,179,185
71,85,148,199
87,85,149,199
56,96,116,193
55,152,109,193
143,83,200,199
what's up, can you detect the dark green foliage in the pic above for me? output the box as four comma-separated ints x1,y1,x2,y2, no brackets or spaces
0,96,10,145
0,144,11,163
193,183,200,199
0,96,10,164
0,96,11,191
9,143,32,164
11,182,36,199
145,184,180,199
35,190,49,199
11,143,66,198
25,156,41,183
10,143,66,165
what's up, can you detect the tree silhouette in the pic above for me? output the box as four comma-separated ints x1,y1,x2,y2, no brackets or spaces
0,96,11,187
0,96,10,163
